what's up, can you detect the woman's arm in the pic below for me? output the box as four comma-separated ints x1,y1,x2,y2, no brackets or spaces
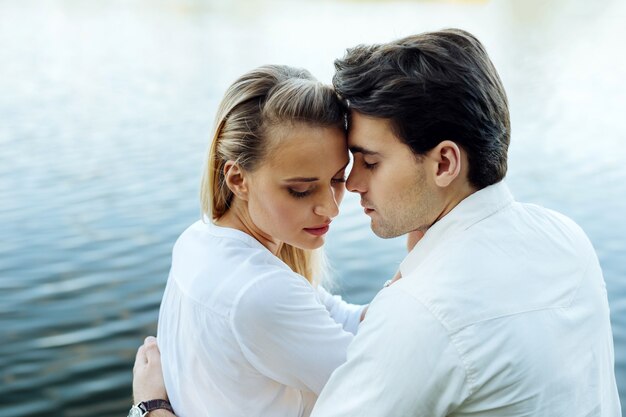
315,286,367,333
133,337,177,417
231,273,354,395
132,272,356,413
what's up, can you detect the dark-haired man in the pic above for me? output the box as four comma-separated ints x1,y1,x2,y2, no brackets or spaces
132,29,620,416
309,28,620,416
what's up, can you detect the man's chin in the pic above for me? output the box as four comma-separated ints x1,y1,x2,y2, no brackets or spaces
370,220,402,239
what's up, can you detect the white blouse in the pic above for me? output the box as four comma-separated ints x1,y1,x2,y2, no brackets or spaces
157,221,364,417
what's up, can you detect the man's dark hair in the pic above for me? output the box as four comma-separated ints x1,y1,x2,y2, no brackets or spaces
333,28,510,189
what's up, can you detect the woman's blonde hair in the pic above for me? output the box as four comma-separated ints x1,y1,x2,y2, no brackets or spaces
201,65,345,284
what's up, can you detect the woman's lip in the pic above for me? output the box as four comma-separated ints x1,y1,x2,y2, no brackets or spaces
304,225,330,236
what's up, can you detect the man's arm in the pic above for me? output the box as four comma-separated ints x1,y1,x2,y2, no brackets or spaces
133,337,177,417
310,286,471,417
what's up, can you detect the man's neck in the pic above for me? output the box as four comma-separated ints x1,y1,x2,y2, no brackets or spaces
434,181,477,226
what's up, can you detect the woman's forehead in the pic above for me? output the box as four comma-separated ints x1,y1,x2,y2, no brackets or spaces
262,124,348,175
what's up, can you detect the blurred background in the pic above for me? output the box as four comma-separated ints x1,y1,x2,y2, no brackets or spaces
1,0,625,416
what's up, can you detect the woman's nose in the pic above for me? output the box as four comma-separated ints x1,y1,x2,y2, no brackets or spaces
314,187,340,219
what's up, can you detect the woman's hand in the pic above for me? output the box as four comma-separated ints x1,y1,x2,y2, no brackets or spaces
133,336,168,404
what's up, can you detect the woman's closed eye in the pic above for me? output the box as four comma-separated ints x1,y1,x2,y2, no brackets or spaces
288,187,313,199
288,175,345,199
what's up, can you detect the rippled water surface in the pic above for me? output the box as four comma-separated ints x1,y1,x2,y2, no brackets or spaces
1,1,625,416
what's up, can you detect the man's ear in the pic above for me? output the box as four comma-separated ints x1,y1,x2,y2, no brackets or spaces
224,161,249,201
430,140,462,188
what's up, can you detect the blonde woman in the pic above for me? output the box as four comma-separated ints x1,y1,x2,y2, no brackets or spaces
133,65,371,417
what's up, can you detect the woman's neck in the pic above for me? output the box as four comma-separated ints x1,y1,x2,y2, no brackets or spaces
215,202,282,255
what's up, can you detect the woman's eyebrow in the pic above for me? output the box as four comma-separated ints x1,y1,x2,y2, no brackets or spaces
284,160,350,183
284,177,318,183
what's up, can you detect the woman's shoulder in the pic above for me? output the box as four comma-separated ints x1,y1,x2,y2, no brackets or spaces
175,220,261,249
172,220,280,266
169,221,311,308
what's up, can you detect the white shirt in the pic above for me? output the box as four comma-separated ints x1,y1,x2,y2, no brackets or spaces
312,181,621,417
158,221,365,417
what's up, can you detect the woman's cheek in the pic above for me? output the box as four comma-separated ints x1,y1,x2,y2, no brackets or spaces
273,197,306,224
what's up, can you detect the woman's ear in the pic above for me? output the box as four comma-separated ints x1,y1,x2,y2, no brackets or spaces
223,161,249,201
431,140,462,188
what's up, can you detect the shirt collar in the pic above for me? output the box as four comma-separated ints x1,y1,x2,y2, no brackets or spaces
399,181,514,277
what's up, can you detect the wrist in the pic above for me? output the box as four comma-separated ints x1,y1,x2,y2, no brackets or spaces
128,399,173,417
147,410,173,417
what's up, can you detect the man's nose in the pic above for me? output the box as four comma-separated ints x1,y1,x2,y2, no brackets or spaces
346,166,365,194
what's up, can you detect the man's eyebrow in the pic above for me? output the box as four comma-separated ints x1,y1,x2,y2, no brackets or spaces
349,146,380,156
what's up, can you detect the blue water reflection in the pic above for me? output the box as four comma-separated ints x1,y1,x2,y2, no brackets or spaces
1,1,624,416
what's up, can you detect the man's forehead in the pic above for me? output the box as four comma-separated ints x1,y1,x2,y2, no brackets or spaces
347,127,394,156
346,131,366,150
348,112,398,146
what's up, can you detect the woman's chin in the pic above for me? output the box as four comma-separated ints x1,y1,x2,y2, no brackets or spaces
289,235,326,251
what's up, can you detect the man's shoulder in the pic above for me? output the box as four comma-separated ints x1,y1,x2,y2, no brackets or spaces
516,200,581,226
508,201,597,260
392,201,599,332
457,199,595,261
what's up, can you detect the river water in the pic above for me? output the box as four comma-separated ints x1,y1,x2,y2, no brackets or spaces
1,0,625,416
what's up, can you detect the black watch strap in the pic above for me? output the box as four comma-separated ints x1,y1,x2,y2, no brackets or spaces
139,399,174,414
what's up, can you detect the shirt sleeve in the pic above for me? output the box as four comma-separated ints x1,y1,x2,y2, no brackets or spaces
230,271,354,395
316,286,366,335
310,286,472,417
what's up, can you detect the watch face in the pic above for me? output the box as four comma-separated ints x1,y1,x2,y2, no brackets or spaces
128,405,144,417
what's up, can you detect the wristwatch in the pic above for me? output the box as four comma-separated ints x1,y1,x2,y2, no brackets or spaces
128,399,174,417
